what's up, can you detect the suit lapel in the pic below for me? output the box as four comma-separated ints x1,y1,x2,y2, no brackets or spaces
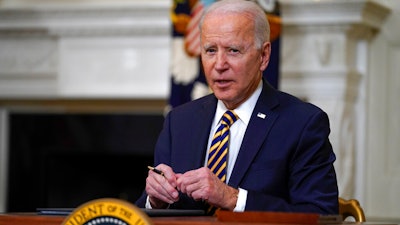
188,96,217,168
228,81,280,188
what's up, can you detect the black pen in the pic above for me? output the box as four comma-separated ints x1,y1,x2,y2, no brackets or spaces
147,166,165,177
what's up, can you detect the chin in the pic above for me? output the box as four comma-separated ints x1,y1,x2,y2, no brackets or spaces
215,95,236,104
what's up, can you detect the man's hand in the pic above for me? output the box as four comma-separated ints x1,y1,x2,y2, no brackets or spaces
176,167,239,210
145,164,180,208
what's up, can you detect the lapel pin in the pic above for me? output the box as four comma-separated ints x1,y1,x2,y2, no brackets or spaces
257,112,266,119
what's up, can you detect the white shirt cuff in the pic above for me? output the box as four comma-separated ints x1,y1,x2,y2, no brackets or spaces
233,188,247,212
145,195,170,209
145,195,153,209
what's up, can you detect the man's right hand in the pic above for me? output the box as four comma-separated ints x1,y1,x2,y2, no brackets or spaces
145,164,180,208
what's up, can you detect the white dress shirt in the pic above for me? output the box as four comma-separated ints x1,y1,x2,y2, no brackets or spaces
204,80,262,211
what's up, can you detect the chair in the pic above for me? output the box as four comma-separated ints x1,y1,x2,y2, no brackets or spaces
338,197,366,222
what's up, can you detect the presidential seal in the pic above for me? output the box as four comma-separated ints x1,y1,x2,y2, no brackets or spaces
62,198,152,225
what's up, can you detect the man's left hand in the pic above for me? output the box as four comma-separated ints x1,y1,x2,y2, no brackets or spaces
176,167,238,210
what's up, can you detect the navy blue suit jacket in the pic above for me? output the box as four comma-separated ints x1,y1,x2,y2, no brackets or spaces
136,80,338,214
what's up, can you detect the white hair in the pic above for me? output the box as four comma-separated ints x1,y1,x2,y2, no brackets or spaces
199,0,270,49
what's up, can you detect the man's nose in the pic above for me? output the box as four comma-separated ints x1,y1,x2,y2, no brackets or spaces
215,52,228,70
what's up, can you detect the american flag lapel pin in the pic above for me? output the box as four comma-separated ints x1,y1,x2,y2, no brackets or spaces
257,112,266,119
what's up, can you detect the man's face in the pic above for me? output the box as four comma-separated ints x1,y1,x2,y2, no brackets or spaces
201,13,270,109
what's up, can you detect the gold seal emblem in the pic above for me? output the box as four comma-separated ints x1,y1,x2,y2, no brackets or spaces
62,198,153,225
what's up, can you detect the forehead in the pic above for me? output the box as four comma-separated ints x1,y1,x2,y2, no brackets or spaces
201,13,254,43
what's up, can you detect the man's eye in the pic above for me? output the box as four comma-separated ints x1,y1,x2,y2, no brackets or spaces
206,48,216,54
230,49,240,53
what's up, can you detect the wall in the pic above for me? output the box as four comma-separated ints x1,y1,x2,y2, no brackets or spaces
279,0,399,222
0,0,171,98
365,0,400,221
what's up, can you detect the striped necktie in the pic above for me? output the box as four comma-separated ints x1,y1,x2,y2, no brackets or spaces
206,110,238,215
207,110,239,183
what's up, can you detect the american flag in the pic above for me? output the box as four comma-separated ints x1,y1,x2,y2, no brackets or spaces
184,1,204,57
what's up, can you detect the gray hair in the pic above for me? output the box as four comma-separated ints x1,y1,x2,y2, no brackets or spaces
199,0,270,49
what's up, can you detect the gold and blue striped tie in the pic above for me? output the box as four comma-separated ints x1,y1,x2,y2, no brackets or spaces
207,110,239,183
206,110,238,215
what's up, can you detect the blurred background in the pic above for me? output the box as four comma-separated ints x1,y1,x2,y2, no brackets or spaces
0,0,398,223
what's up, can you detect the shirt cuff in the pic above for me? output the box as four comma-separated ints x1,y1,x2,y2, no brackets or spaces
145,195,153,209
145,195,170,209
233,188,247,212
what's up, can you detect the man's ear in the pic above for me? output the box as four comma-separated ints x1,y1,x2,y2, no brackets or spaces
260,41,271,71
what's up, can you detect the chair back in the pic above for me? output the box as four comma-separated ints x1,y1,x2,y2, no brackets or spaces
338,197,366,222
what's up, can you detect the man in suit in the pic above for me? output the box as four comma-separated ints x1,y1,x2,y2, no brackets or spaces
136,0,338,214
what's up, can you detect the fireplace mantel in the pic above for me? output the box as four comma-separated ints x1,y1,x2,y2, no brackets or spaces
0,0,171,99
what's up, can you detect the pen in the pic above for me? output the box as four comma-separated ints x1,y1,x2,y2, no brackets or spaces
147,166,165,177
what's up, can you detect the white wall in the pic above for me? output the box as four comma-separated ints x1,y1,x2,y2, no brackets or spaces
279,0,399,222
0,0,171,98
365,0,400,221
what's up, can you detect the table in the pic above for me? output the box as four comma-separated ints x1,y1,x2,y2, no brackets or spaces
0,213,398,225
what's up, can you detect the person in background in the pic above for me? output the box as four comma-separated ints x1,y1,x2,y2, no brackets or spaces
136,0,338,214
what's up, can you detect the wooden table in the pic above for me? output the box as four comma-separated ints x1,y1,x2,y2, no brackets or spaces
0,213,397,225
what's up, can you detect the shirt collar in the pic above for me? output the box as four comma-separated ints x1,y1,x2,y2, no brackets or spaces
214,80,263,126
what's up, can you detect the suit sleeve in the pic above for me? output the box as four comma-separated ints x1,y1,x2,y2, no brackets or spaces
245,110,338,214
135,112,173,208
